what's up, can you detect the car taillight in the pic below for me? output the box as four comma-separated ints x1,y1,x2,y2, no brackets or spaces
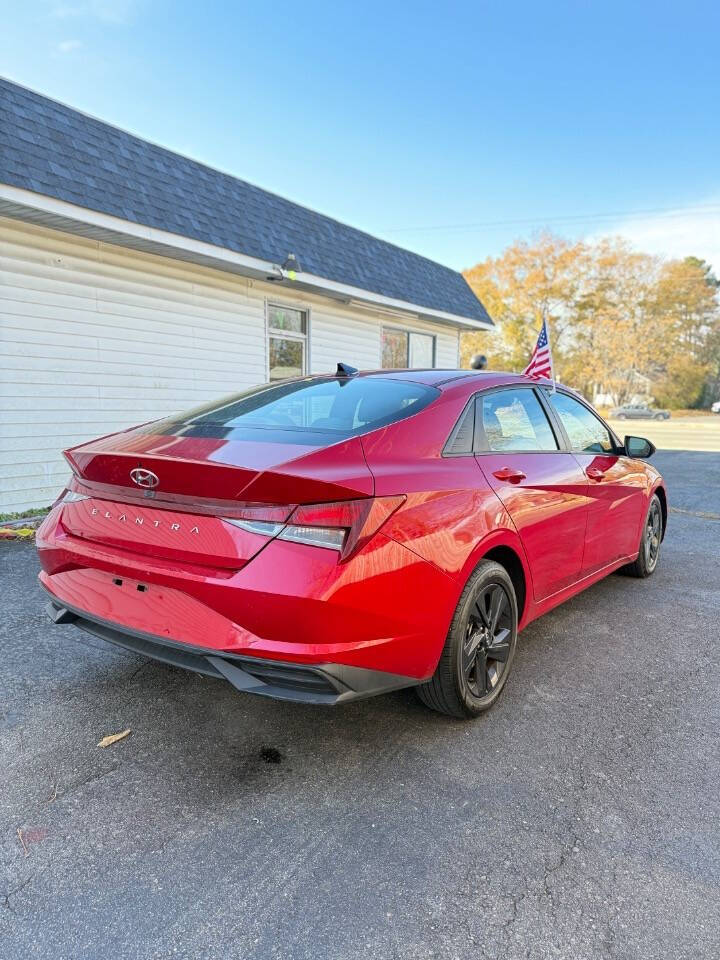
52,488,90,509
223,496,406,560
222,503,296,538
284,496,405,559
278,524,347,551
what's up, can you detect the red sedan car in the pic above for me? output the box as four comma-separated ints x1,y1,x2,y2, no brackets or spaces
37,367,666,718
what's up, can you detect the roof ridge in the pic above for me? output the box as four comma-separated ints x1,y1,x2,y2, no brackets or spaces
1,75,464,278
0,76,492,324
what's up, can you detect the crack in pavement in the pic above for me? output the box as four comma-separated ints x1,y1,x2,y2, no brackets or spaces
2,875,32,912
60,762,120,799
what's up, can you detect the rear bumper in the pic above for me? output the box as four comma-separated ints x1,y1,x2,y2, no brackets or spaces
44,593,420,705
36,503,459,680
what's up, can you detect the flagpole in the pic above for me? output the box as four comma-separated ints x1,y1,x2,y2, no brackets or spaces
545,314,556,393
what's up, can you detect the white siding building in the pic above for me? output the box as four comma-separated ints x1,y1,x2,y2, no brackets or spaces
0,80,492,514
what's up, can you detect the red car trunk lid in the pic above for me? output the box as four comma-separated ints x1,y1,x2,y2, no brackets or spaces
61,425,374,566
64,429,374,504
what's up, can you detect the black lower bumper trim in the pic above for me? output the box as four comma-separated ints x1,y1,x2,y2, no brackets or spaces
43,595,419,705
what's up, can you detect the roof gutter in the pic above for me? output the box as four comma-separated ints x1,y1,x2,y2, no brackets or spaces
0,183,492,331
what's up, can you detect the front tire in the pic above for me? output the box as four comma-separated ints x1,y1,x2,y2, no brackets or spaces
417,560,518,718
621,494,663,578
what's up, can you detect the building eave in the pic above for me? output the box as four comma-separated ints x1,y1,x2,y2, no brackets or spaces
0,183,493,332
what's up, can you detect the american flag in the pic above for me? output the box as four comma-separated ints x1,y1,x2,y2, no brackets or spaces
522,319,553,381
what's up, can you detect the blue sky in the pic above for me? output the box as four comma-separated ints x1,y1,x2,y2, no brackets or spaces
1,0,719,272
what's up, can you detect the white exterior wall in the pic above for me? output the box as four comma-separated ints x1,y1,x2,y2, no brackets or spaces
0,217,461,513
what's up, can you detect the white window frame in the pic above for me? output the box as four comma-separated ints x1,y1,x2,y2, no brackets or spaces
266,301,310,381
381,326,437,369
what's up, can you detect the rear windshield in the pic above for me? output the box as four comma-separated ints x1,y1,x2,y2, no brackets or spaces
157,377,438,441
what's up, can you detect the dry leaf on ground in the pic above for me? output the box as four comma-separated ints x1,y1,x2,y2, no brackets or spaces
17,828,29,857
97,729,131,748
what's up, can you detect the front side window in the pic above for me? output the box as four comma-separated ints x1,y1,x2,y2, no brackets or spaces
382,329,435,369
268,304,307,381
479,388,558,452
549,392,614,454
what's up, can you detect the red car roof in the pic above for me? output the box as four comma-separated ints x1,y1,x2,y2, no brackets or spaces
357,369,555,392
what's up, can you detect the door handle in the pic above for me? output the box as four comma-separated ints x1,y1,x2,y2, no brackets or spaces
492,467,526,484
585,467,606,480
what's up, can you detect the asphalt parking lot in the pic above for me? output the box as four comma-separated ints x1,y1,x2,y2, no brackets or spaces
606,414,720,452
2,446,719,960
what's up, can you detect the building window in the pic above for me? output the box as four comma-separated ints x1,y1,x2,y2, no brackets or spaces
268,304,308,381
409,331,435,367
382,328,435,369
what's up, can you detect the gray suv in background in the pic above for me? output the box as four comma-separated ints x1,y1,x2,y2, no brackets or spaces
610,404,671,420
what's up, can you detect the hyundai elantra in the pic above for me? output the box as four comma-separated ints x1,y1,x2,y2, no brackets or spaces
37,367,666,718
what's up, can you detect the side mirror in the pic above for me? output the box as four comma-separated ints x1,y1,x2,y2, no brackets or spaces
624,435,655,459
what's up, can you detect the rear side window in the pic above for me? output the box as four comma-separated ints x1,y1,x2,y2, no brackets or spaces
478,388,558,452
159,377,438,440
548,392,614,454
444,401,476,455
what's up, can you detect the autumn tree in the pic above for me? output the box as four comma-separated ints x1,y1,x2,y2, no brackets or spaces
651,257,720,407
462,233,584,374
569,239,667,404
462,236,720,408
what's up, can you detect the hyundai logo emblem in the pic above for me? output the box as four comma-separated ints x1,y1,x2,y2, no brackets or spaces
130,467,159,489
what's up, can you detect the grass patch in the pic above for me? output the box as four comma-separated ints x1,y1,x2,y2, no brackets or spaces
0,506,51,523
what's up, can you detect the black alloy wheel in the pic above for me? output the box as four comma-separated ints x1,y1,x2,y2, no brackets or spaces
462,583,513,699
621,493,663,578
417,560,518,718
643,497,662,573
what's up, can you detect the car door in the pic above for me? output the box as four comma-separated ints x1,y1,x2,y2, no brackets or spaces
544,390,647,573
474,386,589,601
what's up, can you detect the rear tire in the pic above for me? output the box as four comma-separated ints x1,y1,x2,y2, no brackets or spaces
416,560,518,718
621,494,663,578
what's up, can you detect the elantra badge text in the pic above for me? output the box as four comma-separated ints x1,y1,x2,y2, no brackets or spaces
89,507,199,534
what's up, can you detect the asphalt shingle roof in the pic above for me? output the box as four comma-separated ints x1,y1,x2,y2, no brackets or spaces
0,78,491,325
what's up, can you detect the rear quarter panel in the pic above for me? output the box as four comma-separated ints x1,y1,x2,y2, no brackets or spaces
361,388,534,621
